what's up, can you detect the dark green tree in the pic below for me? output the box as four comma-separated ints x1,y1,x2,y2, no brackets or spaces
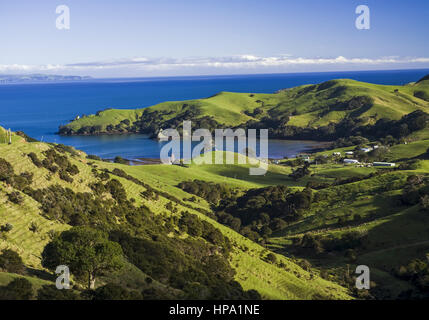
41,227,124,289
37,285,79,300
93,283,142,300
0,278,33,300
0,249,25,274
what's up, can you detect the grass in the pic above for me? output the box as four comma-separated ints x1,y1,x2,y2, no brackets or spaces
385,140,429,161
0,272,53,292
0,135,352,299
2,130,427,299
3,74,429,300
63,77,429,134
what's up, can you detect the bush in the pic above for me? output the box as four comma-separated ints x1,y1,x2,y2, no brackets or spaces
179,212,203,237
297,259,312,272
37,285,79,300
66,164,80,176
0,278,33,300
29,221,39,233
114,156,128,165
414,90,429,102
87,154,101,161
0,249,25,274
28,152,43,167
0,223,13,232
8,191,23,204
59,170,73,183
266,253,277,264
93,283,142,300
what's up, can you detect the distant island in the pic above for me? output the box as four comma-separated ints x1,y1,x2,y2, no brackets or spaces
0,74,92,84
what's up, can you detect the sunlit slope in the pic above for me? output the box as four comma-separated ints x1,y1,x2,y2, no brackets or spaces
268,160,429,298
0,134,351,300
63,77,429,134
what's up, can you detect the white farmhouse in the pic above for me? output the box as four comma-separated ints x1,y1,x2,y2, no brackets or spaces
344,159,359,164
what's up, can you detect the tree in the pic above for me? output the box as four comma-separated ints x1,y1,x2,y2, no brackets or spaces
289,162,311,180
0,278,33,300
0,158,14,181
266,253,277,264
0,249,25,274
114,156,128,165
93,283,142,300
41,227,124,289
229,217,241,232
37,285,79,300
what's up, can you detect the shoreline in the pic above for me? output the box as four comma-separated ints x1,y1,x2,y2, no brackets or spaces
101,141,333,166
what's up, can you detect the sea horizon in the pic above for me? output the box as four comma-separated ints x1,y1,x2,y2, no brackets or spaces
1,68,428,160
3,67,429,86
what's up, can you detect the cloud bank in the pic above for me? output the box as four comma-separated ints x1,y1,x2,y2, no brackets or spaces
1,55,429,76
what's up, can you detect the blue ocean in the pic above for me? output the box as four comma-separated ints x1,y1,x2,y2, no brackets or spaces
1,69,428,160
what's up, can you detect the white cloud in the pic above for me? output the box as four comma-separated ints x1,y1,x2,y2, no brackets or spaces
1,55,429,75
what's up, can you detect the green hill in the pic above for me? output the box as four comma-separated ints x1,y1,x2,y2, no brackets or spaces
0,131,351,300
3,75,429,300
59,76,429,141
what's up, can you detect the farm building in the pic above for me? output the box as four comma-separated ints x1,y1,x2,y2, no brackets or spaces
345,151,354,156
344,159,359,164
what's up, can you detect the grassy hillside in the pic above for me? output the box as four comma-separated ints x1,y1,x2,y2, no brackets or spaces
60,76,429,139
0,132,351,300
3,75,429,300
265,149,429,299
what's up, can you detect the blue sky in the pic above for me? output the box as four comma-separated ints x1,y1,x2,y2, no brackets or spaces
1,0,429,77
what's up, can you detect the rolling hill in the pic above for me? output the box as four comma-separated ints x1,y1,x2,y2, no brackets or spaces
2,74,429,300
0,129,351,300
59,76,429,140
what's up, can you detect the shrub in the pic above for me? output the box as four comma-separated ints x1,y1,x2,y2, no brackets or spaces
8,191,24,204
297,259,312,271
0,278,33,300
0,223,13,232
93,283,142,300
66,164,80,176
29,222,39,233
266,253,277,264
414,90,429,102
0,158,14,181
179,212,203,237
87,154,101,161
37,285,79,300
114,156,128,165
54,144,79,156
0,249,25,274
59,170,73,183
27,152,43,167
